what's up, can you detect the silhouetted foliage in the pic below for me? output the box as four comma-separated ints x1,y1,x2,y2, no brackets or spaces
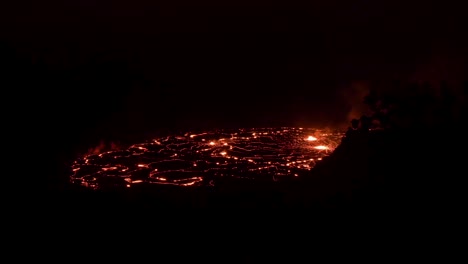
361,81,467,131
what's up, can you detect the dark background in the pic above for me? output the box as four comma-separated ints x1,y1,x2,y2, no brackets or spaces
1,1,467,184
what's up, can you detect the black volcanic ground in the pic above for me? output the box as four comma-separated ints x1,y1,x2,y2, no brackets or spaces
71,127,343,190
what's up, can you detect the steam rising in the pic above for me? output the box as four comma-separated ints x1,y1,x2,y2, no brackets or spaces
339,81,372,126
87,140,120,156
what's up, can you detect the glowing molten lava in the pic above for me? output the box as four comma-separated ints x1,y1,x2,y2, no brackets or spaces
314,145,329,150
70,127,344,190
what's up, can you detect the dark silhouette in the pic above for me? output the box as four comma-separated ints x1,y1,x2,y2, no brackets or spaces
351,119,359,129
344,118,359,141
359,115,371,131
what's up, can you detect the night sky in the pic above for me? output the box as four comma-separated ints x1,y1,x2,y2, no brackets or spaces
2,1,467,157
